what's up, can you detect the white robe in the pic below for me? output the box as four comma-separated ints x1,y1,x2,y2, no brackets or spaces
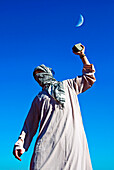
18,64,96,170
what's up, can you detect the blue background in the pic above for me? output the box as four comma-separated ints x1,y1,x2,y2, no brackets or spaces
0,0,114,169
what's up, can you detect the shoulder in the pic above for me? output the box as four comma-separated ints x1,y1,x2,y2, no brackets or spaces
33,95,40,103
62,79,75,90
30,95,42,112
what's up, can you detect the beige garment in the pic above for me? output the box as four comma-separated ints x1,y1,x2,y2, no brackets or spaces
18,64,96,170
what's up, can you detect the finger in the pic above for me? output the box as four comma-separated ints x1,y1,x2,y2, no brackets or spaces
18,149,23,157
80,44,84,49
14,150,21,161
73,52,80,55
72,50,79,54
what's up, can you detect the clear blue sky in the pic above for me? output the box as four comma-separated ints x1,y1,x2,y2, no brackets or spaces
0,0,114,169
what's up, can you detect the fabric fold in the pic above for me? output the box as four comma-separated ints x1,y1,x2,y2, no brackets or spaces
33,64,65,107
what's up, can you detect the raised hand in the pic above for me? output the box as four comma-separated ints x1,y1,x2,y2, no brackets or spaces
72,44,85,56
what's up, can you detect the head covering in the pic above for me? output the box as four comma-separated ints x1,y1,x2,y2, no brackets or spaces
33,64,65,107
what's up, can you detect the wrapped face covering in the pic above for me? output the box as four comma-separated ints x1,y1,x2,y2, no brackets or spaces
33,64,65,107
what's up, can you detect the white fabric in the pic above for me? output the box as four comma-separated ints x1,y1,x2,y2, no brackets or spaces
14,140,25,153
17,64,96,170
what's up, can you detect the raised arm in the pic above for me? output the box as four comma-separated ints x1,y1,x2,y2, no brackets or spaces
73,44,90,65
68,44,96,95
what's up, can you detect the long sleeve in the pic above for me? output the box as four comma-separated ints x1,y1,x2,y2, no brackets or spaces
67,64,96,95
17,96,41,152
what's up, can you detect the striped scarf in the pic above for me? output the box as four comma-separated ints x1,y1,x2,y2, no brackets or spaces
33,64,65,107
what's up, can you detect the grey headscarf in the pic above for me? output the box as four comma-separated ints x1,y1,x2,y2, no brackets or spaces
33,64,65,107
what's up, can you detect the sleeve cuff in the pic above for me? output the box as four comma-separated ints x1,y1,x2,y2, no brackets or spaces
82,64,95,74
14,140,25,153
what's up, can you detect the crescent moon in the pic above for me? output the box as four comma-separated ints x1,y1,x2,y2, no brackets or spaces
76,14,84,27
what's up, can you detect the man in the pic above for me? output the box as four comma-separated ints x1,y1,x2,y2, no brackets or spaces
13,44,96,170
